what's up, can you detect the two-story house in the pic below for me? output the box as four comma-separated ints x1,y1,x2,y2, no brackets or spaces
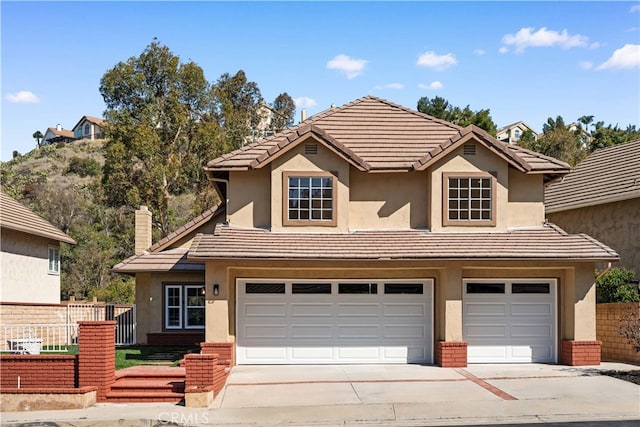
496,121,538,144
116,96,618,367
72,116,105,140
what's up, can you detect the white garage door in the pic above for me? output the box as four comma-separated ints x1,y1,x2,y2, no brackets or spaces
463,279,557,363
237,279,433,364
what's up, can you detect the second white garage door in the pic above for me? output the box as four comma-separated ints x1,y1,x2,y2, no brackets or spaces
236,279,433,364
463,279,557,363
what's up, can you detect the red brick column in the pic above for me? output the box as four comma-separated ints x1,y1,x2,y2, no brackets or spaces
561,340,601,366
436,341,468,367
77,321,116,401
200,342,234,366
184,353,217,390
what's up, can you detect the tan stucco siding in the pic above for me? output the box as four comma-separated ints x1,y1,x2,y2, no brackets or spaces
349,170,428,229
547,198,640,273
227,168,271,228
270,139,350,232
0,229,61,304
429,144,509,232
134,272,205,344
507,169,545,228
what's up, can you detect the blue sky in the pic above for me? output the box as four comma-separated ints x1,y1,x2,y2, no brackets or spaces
2,1,639,161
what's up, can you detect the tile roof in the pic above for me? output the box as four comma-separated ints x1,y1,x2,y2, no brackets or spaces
205,96,570,176
45,127,75,139
72,115,105,131
0,191,76,244
545,139,640,213
111,204,224,274
111,248,204,273
188,223,618,262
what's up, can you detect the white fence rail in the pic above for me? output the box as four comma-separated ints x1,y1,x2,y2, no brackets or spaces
1,304,136,353
1,323,79,353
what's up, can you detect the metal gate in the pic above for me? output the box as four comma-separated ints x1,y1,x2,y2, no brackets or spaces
67,303,136,345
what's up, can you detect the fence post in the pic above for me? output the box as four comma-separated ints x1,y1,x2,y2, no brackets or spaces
78,321,116,402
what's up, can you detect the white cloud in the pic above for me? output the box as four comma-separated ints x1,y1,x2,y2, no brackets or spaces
326,54,367,79
416,51,457,71
418,81,443,90
5,90,40,104
374,83,404,90
501,27,589,53
630,5,640,13
579,61,593,70
294,96,317,108
626,27,639,33
473,49,486,56
499,47,509,54
597,44,640,70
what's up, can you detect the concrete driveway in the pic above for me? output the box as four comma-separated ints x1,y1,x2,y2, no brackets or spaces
212,362,640,425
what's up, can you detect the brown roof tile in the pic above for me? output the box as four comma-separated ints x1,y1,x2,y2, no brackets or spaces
205,96,570,177
0,191,76,244
188,223,618,262
545,139,640,212
46,127,75,139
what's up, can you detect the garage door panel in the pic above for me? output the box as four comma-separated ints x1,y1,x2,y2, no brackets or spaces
237,279,433,364
465,324,507,338
244,303,287,317
337,303,379,317
291,324,333,338
467,346,509,361
511,303,552,316
244,325,287,339
466,303,507,316
383,303,425,317
291,303,333,317
511,324,553,338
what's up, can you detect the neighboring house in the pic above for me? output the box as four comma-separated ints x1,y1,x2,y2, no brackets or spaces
546,140,640,274
496,121,538,144
0,191,76,304
112,205,224,345
566,122,593,147
72,116,105,140
116,96,618,367
42,124,75,145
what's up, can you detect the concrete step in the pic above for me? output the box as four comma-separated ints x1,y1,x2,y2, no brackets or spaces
106,390,184,403
110,378,185,393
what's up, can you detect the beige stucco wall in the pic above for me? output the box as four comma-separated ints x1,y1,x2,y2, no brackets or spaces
547,198,640,273
203,259,598,354
0,229,61,304
508,169,545,228
349,170,429,229
429,144,509,232
270,138,350,232
134,271,204,344
227,168,271,228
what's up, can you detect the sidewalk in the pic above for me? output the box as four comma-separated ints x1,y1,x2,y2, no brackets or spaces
1,362,639,426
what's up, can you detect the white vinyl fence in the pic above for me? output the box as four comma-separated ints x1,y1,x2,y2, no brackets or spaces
1,304,136,353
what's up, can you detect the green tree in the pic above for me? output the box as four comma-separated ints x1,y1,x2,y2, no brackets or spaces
596,268,639,303
100,40,216,237
32,130,43,148
270,92,296,132
590,122,640,152
212,70,263,152
578,115,594,135
416,96,497,135
521,115,586,166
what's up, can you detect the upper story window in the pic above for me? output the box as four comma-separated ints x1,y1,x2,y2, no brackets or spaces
513,129,521,140
283,172,336,226
443,172,496,227
84,123,91,136
48,246,60,275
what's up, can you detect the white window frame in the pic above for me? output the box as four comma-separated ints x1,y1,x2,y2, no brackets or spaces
184,285,205,329
48,246,60,275
165,285,183,329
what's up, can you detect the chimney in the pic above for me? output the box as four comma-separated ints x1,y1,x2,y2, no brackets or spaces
135,206,152,255
301,109,307,122
56,124,62,131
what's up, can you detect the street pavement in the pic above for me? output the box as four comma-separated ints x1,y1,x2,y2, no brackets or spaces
1,362,639,426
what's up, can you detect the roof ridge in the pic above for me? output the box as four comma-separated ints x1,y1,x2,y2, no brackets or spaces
366,95,464,132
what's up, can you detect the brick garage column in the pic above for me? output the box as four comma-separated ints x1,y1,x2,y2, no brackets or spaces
561,340,602,366
201,342,235,366
78,321,116,401
436,341,468,367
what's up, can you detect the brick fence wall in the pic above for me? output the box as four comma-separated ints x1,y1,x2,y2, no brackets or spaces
0,355,77,388
596,302,640,364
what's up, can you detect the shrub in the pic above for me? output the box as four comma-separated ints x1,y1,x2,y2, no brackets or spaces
66,156,101,177
596,267,639,303
618,306,640,353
